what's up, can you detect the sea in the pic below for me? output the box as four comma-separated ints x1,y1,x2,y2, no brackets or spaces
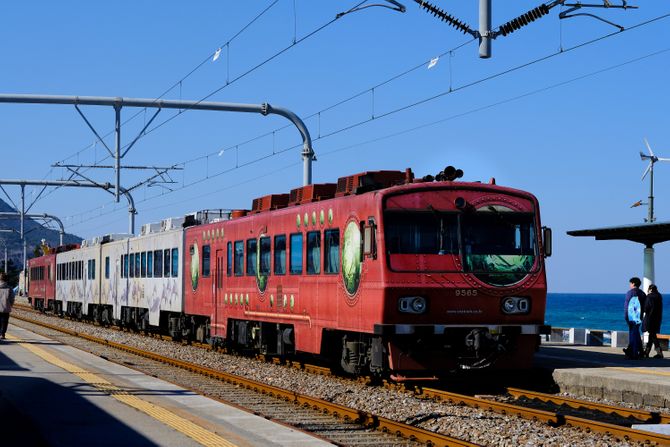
546,293,670,334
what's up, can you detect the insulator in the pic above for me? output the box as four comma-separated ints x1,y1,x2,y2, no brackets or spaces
413,0,473,35
497,4,551,37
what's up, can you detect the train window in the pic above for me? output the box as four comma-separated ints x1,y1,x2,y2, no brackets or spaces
227,242,232,277
124,255,129,278
384,211,458,255
129,253,135,278
289,233,303,275
147,251,153,278
307,231,321,275
274,235,286,275
87,260,91,279
141,252,147,278
135,253,141,278
324,229,340,274
164,249,171,277
91,259,96,280
202,245,211,277
259,237,271,275
246,239,257,276
234,241,244,276
80,261,84,280
105,257,110,279
171,248,179,277
154,250,162,277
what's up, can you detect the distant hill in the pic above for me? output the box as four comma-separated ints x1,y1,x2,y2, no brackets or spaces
0,198,82,269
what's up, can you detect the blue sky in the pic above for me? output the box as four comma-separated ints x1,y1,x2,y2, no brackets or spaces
1,1,668,293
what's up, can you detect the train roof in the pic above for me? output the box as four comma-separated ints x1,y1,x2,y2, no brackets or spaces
244,167,537,215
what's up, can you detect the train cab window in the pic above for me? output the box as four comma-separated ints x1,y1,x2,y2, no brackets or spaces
259,237,271,275
129,253,135,278
202,245,211,277
105,256,110,279
274,235,286,275
324,229,340,274
164,249,171,277
306,231,321,275
246,239,257,276
171,248,179,277
227,242,232,276
153,250,163,278
147,251,153,278
141,252,147,278
289,233,303,275
234,241,244,276
384,211,458,255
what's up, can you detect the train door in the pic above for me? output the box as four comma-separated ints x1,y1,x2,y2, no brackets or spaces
214,249,225,333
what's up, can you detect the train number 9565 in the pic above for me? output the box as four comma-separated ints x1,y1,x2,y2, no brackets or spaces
455,289,478,297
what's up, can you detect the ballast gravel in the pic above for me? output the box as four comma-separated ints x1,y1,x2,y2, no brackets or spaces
12,308,648,447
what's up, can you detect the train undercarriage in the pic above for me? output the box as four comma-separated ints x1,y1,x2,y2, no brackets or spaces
28,299,538,379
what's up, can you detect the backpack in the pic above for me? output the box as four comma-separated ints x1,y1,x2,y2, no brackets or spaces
628,295,642,325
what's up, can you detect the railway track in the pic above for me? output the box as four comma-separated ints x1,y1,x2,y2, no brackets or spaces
13,304,670,446
11,312,478,447
416,386,670,446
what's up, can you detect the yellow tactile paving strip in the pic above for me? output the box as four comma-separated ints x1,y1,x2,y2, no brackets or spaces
7,333,238,447
606,366,670,377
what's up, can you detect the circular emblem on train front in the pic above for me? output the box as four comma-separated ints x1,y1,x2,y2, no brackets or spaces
191,243,200,291
342,221,361,296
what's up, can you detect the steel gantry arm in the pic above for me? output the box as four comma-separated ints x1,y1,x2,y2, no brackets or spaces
0,179,136,273
0,212,66,245
0,94,316,200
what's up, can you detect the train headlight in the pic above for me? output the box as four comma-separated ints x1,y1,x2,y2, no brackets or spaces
398,296,427,314
502,296,530,315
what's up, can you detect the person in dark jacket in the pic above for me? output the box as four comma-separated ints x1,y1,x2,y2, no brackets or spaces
623,277,646,359
643,284,664,359
0,272,16,340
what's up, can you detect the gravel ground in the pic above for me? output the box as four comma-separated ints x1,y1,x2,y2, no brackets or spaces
10,307,650,447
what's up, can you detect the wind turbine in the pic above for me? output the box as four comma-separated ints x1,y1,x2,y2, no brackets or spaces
635,138,670,223
631,138,669,292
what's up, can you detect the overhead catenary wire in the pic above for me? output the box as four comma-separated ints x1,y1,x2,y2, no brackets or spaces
63,23,670,232
32,1,366,215
60,10,670,228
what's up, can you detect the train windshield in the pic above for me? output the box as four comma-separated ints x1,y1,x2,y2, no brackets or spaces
461,210,536,285
384,208,537,285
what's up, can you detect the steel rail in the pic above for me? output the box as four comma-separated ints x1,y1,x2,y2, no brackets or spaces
507,387,670,424
17,305,670,446
419,387,670,446
12,312,479,447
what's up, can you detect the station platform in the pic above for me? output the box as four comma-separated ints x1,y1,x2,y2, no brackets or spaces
535,343,669,408
0,324,333,447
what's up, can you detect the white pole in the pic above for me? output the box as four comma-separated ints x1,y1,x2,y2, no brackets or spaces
642,245,655,292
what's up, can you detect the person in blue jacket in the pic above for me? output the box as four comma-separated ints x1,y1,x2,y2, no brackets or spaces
623,277,646,359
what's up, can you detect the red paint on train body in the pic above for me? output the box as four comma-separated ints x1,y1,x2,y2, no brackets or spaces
183,170,549,378
27,253,57,309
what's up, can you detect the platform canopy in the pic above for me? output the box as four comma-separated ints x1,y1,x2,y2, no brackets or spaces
567,221,670,247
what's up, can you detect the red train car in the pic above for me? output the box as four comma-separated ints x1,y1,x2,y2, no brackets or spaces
27,244,79,311
27,253,56,310
184,167,551,379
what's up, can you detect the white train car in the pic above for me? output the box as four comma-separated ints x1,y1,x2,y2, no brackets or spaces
55,238,103,318
100,218,185,330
